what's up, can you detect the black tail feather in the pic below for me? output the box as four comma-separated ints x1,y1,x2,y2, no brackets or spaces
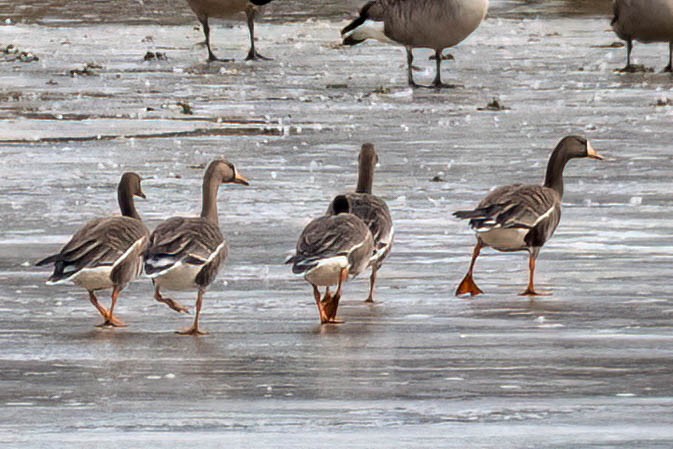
35,254,59,267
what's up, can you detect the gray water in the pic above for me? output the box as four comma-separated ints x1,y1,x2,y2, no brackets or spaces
2,0,673,448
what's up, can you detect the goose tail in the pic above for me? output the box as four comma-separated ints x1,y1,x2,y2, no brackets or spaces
341,1,387,46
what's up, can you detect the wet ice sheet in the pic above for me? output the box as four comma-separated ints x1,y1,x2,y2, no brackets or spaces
2,7,673,449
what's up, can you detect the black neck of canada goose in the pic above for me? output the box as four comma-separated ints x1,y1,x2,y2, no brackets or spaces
543,135,590,198
117,172,143,220
356,143,378,194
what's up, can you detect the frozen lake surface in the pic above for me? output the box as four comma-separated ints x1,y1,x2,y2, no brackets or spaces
2,0,673,447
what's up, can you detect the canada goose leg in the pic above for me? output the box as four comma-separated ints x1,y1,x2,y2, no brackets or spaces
519,252,551,296
89,290,112,325
364,266,378,303
664,42,673,72
200,16,233,63
154,285,190,314
455,240,484,297
245,8,271,61
406,47,419,87
177,288,208,335
97,286,127,327
619,38,634,72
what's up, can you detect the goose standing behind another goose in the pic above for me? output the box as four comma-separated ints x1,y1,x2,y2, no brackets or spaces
36,173,149,328
144,160,249,335
186,0,274,62
326,144,394,303
612,0,673,72
341,0,489,87
453,136,604,297
287,196,374,324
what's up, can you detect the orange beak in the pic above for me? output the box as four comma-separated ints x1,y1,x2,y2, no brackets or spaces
587,141,605,160
234,172,250,186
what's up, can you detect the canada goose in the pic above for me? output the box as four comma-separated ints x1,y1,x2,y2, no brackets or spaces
341,0,489,87
36,173,149,328
612,0,673,72
454,136,604,297
144,159,249,335
326,144,394,303
186,0,274,61
287,196,374,324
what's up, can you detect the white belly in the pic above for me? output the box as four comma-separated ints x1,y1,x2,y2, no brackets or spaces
70,267,115,291
478,228,528,251
151,263,201,291
304,256,349,287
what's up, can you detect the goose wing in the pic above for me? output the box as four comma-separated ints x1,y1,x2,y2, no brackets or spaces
36,216,149,282
144,217,226,276
454,184,560,231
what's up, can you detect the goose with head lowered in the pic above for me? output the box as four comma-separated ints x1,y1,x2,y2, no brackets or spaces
453,136,604,297
341,0,489,88
186,0,275,62
36,173,149,328
144,159,249,336
287,196,374,324
326,143,394,303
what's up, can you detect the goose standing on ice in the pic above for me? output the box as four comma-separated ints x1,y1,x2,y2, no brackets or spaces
453,136,604,297
326,144,393,303
612,0,673,72
341,0,489,87
36,173,149,328
287,196,374,324
186,0,275,61
144,160,249,335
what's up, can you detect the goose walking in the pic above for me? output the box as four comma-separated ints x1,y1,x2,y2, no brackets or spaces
453,136,604,297
36,173,149,328
287,196,374,324
186,0,274,62
612,0,673,72
144,159,249,335
326,144,394,303
341,0,489,87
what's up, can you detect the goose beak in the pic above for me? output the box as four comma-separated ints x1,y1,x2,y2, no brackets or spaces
137,190,147,199
587,141,605,160
234,172,250,186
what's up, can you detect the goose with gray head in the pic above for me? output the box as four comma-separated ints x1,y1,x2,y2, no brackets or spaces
612,0,673,72
144,159,249,336
287,196,374,324
453,136,604,297
341,0,489,87
186,0,275,62
326,143,394,303
36,172,149,328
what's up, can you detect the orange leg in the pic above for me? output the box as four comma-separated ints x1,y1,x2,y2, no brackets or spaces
99,286,127,327
322,268,348,324
455,240,484,297
154,285,189,314
177,289,208,336
519,253,551,296
88,291,111,324
312,284,329,323
365,266,378,303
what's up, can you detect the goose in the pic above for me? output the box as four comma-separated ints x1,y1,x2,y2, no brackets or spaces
612,0,673,72
287,196,374,324
144,159,249,335
35,173,149,328
453,136,604,297
341,0,489,87
326,143,394,303
186,0,274,62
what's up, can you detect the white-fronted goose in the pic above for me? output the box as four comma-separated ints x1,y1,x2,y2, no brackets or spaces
36,173,149,328
341,0,489,87
612,0,673,72
453,136,604,297
144,159,249,335
287,196,374,324
326,143,394,303
186,0,274,61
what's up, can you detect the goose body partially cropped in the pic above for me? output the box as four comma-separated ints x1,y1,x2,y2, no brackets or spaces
36,173,149,328
453,136,604,297
342,0,489,87
288,196,374,324
326,144,394,303
144,159,249,335
612,0,673,71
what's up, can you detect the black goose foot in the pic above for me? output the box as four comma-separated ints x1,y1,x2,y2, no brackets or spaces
245,49,272,61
